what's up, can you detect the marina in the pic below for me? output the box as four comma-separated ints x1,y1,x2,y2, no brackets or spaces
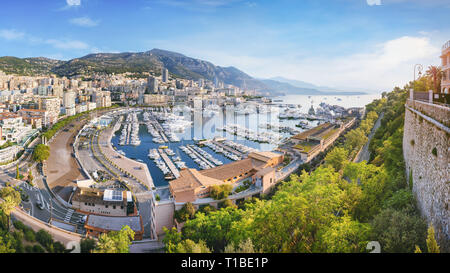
110,95,377,186
158,148,181,180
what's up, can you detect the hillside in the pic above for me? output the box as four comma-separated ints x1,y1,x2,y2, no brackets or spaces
0,56,62,76
0,49,364,95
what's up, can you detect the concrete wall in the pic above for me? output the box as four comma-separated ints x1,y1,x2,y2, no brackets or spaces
154,200,174,235
403,99,450,251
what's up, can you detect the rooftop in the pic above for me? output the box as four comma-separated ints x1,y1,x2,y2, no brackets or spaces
72,187,128,206
85,215,142,232
199,158,255,181
292,122,334,141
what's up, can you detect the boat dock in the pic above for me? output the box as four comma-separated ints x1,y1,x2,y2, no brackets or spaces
211,140,245,158
150,120,169,142
186,145,216,168
158,149,180,179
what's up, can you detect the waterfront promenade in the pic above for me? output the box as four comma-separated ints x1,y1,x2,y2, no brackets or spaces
46,119,87,201
99,125,154,190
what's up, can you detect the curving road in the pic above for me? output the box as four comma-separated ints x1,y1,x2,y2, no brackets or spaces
355,112,384,163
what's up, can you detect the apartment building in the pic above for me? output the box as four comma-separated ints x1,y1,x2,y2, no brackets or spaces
38,97,60,125
441,40,450,94
0,112,33,145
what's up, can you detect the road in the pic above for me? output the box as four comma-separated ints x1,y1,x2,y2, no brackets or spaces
88,128,154,239
355,112,384,163
276,158,302,182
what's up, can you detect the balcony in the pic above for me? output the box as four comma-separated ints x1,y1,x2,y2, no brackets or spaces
443,40,450,52
410,90,450,106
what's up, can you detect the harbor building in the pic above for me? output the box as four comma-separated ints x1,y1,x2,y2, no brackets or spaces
291,119,355,162
84,215,144,240
71,188,136,217
169,151,284,203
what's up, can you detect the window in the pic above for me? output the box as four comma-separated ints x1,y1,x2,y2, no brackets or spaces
113,205,116,209
105,205,108,208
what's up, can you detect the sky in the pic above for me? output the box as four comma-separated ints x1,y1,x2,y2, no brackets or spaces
0,0,449,92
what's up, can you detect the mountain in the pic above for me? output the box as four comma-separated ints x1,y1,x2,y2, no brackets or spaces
269,76,368,94
0,49,366,95
259,79,326,95
0,56,63,76
50,49,267,90
269,77,319,90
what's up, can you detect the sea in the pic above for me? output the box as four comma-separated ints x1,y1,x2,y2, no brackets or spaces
111,93,381,187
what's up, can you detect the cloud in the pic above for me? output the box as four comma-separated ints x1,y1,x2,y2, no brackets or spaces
184,35,440,92
367,0,381,5
45,39,90,50
0,29,25,40
0,28,92,52
69,17,99,27
66,0,81,6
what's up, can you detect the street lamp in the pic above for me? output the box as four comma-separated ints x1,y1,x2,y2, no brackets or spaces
413,64,423,92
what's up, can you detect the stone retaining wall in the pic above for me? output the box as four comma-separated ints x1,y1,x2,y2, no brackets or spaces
403,100,450,251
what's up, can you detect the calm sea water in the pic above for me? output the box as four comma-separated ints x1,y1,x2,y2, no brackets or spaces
112,94,380,186
271,94,381,111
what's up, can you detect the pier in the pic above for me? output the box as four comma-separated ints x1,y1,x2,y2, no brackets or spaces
211,140,245,158
158,149,180,179
149,120,169,142
185,145,216,168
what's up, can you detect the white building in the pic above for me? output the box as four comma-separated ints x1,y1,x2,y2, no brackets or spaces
63,91,76,109
0,145,21,164
0,113,33,146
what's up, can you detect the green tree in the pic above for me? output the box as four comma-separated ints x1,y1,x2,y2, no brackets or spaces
16,164,20,179
315,215,372,253
344,128,368,153
162,227,183,253
174,202,196,223
325,147,349,172
344,162,390,221
0,187,22,231
35,229,53,251
224,238,260,253
250,167,345,253
182,208,246,252
0,236,15,253
32,144,50,163
80,238,97,253
27,169,34,184
219,199,237,209
210,184,233,200
93,225,135,253
371,208,427,253
426,224,440,253
173,239,211,253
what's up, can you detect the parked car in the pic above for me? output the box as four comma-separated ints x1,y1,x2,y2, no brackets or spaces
36,200,44,210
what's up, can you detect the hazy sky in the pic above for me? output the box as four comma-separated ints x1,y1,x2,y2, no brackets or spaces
0,0,449,92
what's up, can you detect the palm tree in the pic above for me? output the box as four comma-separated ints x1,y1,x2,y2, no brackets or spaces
0,187,21,231
425,65,443,93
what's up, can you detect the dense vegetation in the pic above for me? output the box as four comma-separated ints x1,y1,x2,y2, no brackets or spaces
0,57,62,76
163,84,440,253
32,144,50,163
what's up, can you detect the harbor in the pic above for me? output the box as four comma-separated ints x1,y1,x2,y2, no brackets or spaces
110,98,368,187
